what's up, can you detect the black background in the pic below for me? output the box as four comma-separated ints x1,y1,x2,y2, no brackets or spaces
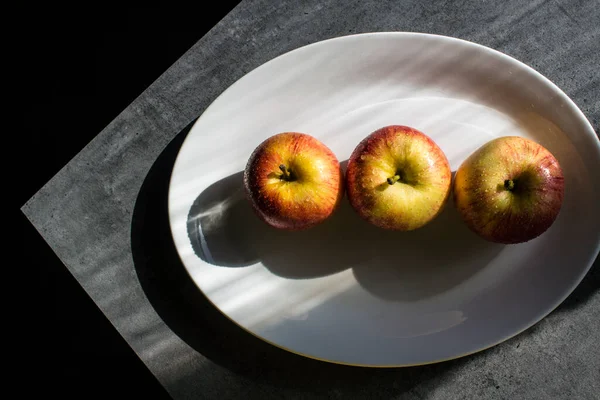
17,4,240,398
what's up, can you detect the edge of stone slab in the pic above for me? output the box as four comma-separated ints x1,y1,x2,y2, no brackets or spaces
20,0,245,215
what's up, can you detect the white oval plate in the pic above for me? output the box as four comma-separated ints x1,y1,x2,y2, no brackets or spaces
168,33,600,366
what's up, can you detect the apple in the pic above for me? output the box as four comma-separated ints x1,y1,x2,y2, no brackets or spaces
243,132,343,230
346,125,452,230
453,136,565,244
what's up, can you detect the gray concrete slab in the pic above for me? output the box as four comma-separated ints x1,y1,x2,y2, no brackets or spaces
22,0,599,399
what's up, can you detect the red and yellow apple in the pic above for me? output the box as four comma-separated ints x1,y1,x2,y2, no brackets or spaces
346,125,452,230
453,136,564,244
243,132,343,230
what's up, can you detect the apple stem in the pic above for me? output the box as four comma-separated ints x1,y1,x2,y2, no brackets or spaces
504,179,515,191
387,175,401,185
279,164,294,181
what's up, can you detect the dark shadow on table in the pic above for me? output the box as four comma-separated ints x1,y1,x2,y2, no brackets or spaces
131,121,598,394
130,122,466,392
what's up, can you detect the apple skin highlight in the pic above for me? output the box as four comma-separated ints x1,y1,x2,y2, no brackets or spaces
346,125,452,230
244,132,344,230
453,136,565,244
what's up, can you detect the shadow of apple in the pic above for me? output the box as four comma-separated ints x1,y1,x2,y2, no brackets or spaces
187,169,364,278
350,193,504,302
187,168,505,300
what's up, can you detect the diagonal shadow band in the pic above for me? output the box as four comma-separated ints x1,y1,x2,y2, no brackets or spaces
130,122,465,390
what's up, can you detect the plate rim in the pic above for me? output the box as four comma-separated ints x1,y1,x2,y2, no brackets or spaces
167,31,600,367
